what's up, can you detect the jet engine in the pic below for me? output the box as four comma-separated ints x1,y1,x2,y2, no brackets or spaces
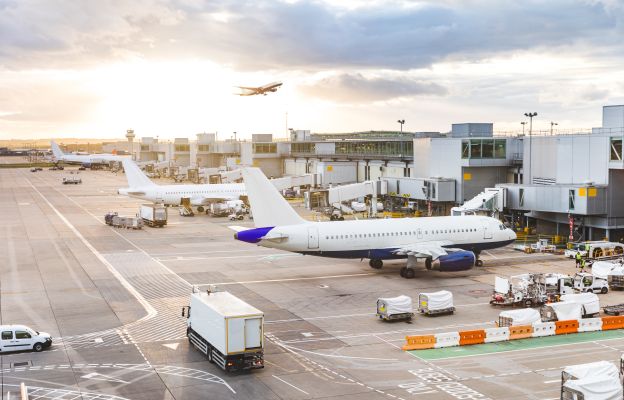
432,251,475,272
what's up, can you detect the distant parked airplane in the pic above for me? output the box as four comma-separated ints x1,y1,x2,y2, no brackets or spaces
118,159,246,213
236,82,283,96
50,140,128,167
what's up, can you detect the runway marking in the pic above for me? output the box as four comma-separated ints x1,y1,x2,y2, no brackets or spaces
26,179,157,320
272,375,310,395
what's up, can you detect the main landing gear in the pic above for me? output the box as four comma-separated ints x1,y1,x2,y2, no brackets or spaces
369,259,383,269
474,251,483,267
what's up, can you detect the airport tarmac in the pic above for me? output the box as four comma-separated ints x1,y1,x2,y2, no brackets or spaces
2,167,624,400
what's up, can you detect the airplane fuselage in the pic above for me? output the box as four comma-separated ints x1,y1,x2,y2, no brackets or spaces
56,154,127,165
119,183,246,206
236,216,516,259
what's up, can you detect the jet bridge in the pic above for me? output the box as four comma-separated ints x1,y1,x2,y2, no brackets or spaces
451,187,507,217
306,180,387,217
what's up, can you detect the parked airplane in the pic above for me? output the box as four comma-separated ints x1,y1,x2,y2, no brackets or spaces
232,168,517,279
51,140,128,166
236,81,283,96
118,159,246,212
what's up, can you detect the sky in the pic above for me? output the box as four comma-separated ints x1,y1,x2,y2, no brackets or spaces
1,0,624,140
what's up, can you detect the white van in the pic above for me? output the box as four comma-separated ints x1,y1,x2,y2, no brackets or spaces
0,325,52,352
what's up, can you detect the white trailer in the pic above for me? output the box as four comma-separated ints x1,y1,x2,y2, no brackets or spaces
139,204,167,227
182,291,264,372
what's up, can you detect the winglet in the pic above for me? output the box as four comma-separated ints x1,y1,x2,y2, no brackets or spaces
241,167,306,227
121,159,157,189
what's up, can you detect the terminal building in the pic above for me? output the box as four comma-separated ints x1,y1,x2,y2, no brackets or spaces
100,104,624,241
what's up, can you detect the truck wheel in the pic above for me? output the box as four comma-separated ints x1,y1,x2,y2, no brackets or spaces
33,342,43,352
601,287,609,294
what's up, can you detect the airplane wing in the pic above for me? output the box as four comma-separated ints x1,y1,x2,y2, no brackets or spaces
236,86,259,90
393,241,458,259
190,195,239,206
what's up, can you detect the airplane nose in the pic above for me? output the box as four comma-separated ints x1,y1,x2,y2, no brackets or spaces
508,229,517,240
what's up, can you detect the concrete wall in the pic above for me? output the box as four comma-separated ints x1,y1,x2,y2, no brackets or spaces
461,166,508,203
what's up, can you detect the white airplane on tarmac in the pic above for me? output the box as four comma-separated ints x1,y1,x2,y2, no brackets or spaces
118,159,246,213
51,140,128,166
231,168,517,279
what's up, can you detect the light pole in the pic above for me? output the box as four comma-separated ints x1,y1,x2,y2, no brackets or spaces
550,121,558,135
521,121,527,136
524,112,537,185
233,131,237,141
397,119,405,134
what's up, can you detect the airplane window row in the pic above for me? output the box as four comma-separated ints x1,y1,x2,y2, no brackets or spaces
164,190,241,195
324,228,478,240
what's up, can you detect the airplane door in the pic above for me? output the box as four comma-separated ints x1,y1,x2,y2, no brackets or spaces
483,222,493,239
308,227,319,249
417,228,423,239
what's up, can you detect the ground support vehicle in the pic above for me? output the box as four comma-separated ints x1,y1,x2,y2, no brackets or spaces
603,304,624,316
104,212,118,226
111,216,143,230
62,177,82,184
565,241,624,260
182,290,264,372
0,325,52,352
607,267,624,290
139,204,167,227
418,291,455,316
490,274,548,307
377,295,414,321
560,361,622,400
228,212,244,221
573,273,608,294
208,202,230,217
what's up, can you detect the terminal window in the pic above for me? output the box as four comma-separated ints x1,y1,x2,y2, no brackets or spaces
611,137,622,161
253,143,277,153
462,139,506,159
175,144,190,152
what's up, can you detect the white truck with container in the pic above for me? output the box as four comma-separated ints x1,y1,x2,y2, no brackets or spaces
182,290,264,372
139,204,167,227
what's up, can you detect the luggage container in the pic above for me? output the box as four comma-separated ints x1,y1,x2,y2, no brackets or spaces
418,291,455,316
497,308,541,327
139,204,167,227
376,295,414,321
560,361,622,400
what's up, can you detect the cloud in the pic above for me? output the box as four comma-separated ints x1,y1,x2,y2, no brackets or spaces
0,0,623,70
300,73,448,102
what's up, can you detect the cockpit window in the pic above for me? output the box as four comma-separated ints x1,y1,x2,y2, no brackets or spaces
499,224,505,230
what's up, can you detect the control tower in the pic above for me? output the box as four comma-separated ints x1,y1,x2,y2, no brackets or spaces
126,129,136,160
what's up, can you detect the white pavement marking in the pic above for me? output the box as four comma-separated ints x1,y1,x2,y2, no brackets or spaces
26,179,157,319
162,343,180,350
200,273,376,287
279,342,398,361
543,380,560,384
272,375,310,395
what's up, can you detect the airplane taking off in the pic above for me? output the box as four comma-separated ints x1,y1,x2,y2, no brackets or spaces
50,140,128,166
118,159,246,213
236,81,283,96
232,168,517,279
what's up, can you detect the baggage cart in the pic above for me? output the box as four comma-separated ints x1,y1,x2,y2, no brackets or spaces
418,291,455,316
377,295,414,321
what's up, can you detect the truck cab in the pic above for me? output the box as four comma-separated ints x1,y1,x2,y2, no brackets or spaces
0,325,52,352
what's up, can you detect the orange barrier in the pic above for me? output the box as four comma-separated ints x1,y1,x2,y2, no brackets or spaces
402,335,436,351
459,329,486,346
509,325,533,340
601,316,624,331
555,320,579,335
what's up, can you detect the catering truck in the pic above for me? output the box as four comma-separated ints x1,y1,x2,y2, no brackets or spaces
139,204,167,227
182,290,264,372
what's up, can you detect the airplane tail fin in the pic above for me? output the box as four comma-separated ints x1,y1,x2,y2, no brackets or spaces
50,140,64,159
241,167,306,227
121,159,156,188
